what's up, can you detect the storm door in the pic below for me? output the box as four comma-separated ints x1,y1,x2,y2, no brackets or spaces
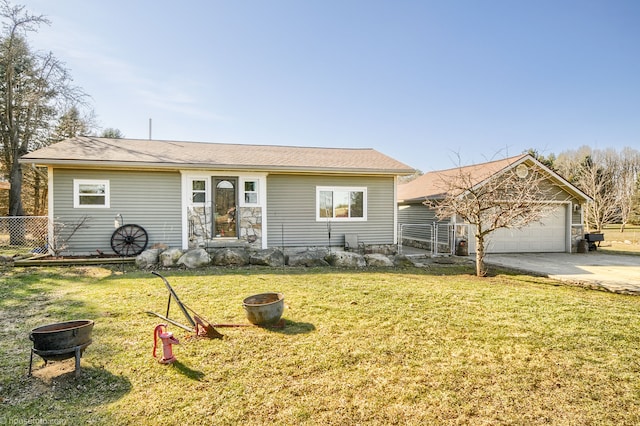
212,178,237,238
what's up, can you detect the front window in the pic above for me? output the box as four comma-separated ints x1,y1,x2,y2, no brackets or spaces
243,180,259,204
317,187,366,221
191,179,207,203
74,180,109,208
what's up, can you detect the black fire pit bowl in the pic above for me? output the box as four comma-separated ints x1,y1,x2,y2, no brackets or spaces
28,319,94,377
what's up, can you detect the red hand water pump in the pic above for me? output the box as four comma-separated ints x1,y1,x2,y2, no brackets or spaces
152,324,179,364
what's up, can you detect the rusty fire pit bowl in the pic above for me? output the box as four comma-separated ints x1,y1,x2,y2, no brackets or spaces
243,293,284,326
29,319,94,361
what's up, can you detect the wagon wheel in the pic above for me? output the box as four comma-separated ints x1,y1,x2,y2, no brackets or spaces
111,224,148,256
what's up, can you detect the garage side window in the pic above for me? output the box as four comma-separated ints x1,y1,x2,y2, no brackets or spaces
74,179,110,208
316,186,366,221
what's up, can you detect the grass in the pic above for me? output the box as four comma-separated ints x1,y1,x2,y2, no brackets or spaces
1,264,640,425
592,224,640,255
0,246,36,258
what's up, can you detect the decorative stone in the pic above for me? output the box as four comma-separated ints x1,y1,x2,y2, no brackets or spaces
287,251,330,267
136,249,161,269
178,248,210,269
211,248,250,266
392,254,415,267
159,248,183,267
365,253,394,267
134,244,403,270
249,248,285,267
327,251,367,268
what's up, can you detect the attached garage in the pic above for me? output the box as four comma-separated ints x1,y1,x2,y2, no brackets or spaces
397,155,591,254
473,205,568,253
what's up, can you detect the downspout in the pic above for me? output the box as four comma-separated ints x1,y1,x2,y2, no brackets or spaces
393,176,398,245
46,166,54,256
565,202,572,253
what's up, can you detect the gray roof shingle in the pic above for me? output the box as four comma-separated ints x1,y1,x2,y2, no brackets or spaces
21,137,414,174
398,154,591,203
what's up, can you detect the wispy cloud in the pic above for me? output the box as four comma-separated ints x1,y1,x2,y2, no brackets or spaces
134,87,227,121
29,22,228,122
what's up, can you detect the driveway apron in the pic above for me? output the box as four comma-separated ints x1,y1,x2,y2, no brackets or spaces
484,252,640,295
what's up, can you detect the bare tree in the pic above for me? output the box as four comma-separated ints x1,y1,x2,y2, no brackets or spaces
48,215,90,257
632,177,640,226
0,1,84,223
556,147,640,231
579,153,618,232
427,156,568,277
616,148,640,232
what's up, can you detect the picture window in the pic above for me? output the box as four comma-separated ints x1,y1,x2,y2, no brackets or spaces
316,187,366,221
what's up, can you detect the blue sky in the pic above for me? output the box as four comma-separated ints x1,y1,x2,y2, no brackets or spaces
18,0,640,172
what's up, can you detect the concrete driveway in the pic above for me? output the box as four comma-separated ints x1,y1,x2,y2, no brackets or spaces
484,252,640,295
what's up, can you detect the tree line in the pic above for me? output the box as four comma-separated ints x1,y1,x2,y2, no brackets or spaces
1,0,638,239
528,147,640,232
0,1,122,217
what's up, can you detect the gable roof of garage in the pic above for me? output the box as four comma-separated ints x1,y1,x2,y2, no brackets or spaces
398,154,591,203
20,137,415,175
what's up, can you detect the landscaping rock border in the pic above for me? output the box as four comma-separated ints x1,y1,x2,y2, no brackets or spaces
134,246,454,269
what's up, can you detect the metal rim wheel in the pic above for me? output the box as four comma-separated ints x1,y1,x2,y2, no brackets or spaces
111,224,148,256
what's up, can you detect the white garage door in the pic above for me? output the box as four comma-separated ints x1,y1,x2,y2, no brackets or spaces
482,206,567,253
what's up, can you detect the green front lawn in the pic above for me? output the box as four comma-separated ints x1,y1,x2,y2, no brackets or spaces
1,265,639,425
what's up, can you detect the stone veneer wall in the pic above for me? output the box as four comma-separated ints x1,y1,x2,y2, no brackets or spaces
188,206,212,248
239,207,262,246
188,206,262,249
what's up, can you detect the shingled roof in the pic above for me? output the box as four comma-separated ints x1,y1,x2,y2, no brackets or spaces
398,154,592,203
397,155,528,202
20,137,414,175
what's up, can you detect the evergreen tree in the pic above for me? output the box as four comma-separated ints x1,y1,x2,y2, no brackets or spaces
100,127,124,138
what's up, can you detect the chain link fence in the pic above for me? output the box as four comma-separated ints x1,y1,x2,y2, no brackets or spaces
0,216,49,255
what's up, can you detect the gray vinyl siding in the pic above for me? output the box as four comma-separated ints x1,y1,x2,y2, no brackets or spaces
398,202,437,224
266,174,396,248
571,207,582,225
540,177,584,225
52,168,181,255
397,202,447,241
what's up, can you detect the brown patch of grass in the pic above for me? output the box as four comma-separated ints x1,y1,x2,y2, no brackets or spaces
594,224,640,255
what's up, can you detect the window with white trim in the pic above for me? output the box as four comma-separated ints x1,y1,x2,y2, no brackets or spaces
191,179,207,204
243,180,259,205
316,186,366,221
74,179,110,208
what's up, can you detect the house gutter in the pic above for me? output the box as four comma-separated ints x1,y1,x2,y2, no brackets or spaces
18,159,415,176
